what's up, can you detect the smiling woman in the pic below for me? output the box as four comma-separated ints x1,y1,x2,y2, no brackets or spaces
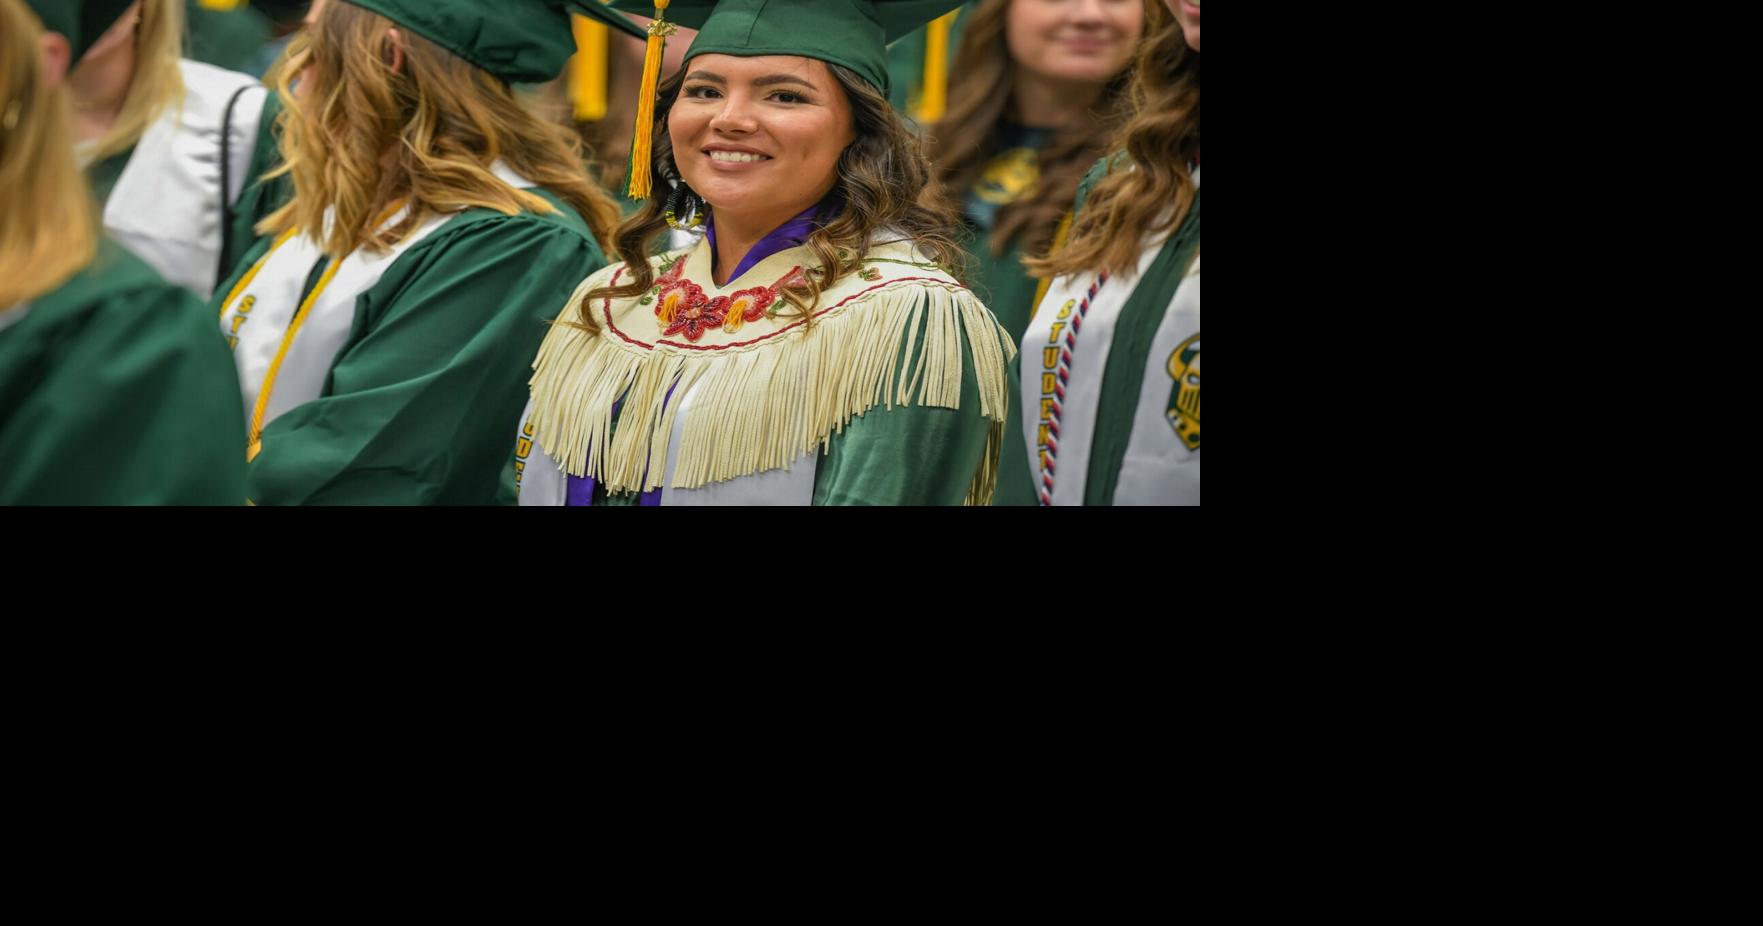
515,0,1020,507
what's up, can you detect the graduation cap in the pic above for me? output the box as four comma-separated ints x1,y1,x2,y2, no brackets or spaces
24,0,135,65
341,0,644,84
608,0,963,198
248,1,314,25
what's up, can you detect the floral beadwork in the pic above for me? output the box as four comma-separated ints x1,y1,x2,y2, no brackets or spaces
859,267,882,282
663,295,726,341
650,259,807,342
722,285,778,334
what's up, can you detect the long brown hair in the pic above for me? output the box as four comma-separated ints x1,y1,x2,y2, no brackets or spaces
1,0,99,310
578,62,966,326
1027,11,1198,279
927,0,1166,259
257,1,620,258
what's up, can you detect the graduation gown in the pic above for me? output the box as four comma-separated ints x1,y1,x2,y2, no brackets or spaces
213,170,608,505
0,241,247,505
1020,160,1201,506
516,233,1015,506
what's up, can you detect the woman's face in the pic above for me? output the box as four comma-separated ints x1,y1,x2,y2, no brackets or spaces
1168,0,1199,52
1006,0,1144,85
670,53,856,222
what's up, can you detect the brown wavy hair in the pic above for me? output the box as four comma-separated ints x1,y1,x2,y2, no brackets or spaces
257,1,620,258
578,62,965,327
1,0,98,310
927,0,1166,259
1027,10,1198,279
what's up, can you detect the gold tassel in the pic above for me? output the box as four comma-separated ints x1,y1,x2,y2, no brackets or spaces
627,0,676,200
570,15,610,122
914,10,959,124
198,0,248,9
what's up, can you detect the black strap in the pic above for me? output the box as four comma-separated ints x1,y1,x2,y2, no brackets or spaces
217,84,254,287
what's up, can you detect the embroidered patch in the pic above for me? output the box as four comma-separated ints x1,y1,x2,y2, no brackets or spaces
1165,334,1200,451
975,148,1041,206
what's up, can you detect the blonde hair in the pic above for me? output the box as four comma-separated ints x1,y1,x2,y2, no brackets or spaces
1026,13,1198,279
1,0,99,310
258,2,621,258
85,0,186,164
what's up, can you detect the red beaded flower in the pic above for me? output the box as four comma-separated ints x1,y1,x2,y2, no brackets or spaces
721,284,778,334
655,277,704,327
663,292,728,341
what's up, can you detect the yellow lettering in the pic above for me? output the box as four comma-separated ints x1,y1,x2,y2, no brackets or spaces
1043,347,1059,369
1040,399,1055,419
516,438,533,457
1056,299,1075,320
1041,373,1056,394
230,314,247,334
1048,322,1065,343
1038,425,1050,447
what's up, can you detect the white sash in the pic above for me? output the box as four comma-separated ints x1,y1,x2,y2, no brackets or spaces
1021,171,1200,506
106,59,266,296
1112,258,1200,506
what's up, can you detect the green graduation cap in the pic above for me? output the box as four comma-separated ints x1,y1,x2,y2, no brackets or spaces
607,0,961,199
341,0,645,84
612,0,961,93
24,0,135,64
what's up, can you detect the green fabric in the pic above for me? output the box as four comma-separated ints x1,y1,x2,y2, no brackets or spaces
0,240,247,505
215,191,609,505
969,238,1037,506
959,124,1051,506
568,1,647,39
1085,189,1199,507
184,2,274,74
86,147,134,207
221,89,291,288
812,303,993,505
613,0,966,93
24,0,133,63
343,0,638,82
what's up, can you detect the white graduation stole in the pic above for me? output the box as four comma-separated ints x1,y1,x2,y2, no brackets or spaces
105,59,266,296
1021,172,1200,506
1020,240,1201,506
1112,258,1200,506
